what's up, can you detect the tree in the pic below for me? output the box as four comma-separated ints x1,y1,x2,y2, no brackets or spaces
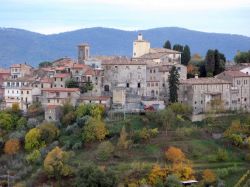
168,66,180,103
65,78,79,88
160,108,176,135
202,169,216,185
96,141,115,161
182,45,191,66
62,111,76,126
80,82,94,93
173,44,183,52
171,162,194,180
234,51,250,63
76,164,117,187
12,103,20,113
82,118,108,143
16,117,27,130
27,102,44,117
25,128,45,151
76,104,105,120
0,112,13,131
117,126,131,150
4,139,20,156
38,123,59,143
163,40,171,49
205,49,215,76
165,146,186,163
39,61,52,68
164,175,182,187
148,164,168,185
44,146,72,186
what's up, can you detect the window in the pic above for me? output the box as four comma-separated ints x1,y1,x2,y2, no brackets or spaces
244,98,247,101
54,78,56,81
48,99,50,103
41,84,44,88
138,83,141,88
162,83,165,87
244,80,247,84
150,70,152,73
238,98,240,102
27,91,29,94
61,78,63,81
156,83,158,86
68,92,71,97
126,83,130,88
57,99,59,103
56,92,59,97
194,101,197,104
237,80,241,85
201,100,203,104
138,66,141,69
151,83,154,87
21,91,23,94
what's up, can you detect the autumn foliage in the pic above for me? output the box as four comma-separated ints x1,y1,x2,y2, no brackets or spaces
4,139,20,155
147,164,168,185
202,169,216,184
165,146,186,163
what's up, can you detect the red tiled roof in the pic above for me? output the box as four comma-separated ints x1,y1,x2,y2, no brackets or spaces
42,88,80,92
181,77,231,85
80,96,110,101
72,63,88,69
218,70,250,77
10,64,21,68
53,73,70,78
41,77,53,83
85,69,95,76
0,68,10,74
47,104,59,109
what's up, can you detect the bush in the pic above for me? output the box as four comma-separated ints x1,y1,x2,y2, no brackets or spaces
16,117,27,130
75,164,117,187
96,141,114,161
26,150,41,164
164,174,182,187
216,149,228,161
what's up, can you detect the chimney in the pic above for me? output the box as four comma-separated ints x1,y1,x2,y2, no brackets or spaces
195,74,199,79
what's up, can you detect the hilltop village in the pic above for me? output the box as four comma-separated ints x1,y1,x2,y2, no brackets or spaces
0,34,250,187
0,34,250,120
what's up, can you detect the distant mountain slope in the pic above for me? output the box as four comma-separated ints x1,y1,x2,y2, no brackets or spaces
0,27,250,67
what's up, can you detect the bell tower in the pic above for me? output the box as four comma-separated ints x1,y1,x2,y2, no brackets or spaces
132,33,150,58
78,43,90,64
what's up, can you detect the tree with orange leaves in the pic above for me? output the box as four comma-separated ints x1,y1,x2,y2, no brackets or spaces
202,169,216,184
165,146,186,163
4,139,20,155
147,164,168,185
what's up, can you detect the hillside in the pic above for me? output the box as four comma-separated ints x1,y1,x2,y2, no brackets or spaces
0,27,250,67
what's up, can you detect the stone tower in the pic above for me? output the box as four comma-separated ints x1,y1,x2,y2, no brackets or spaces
132,33,150,58
78,43,90,64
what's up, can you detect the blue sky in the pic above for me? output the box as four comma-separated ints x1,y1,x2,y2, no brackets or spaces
0,0,250,36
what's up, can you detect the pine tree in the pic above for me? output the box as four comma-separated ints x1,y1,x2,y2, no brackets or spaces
213,49,220,75
182,45,191,66
168,66,180,103
163,40,171,49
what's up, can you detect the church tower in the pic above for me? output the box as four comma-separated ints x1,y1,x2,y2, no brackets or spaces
78,43,90,64
132,33,150,58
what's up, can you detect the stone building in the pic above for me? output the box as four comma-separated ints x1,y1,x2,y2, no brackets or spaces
178,77,231,114
41,88,80,107
10,63,33,79
102,57,147,96
216,70,250,111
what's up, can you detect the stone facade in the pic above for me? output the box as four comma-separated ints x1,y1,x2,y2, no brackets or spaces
179,77,231,114
216,71,250,111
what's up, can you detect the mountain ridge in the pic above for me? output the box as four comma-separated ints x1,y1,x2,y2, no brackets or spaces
0,27,250,67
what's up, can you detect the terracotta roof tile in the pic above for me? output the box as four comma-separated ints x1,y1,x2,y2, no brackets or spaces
42,88,80,92
181,77,231,85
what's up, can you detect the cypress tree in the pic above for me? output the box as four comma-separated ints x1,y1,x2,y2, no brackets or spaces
205,49,215,77
168,66,180,103
182,45,191,66
163,40,172,49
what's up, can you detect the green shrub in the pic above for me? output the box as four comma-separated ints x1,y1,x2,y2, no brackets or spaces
26,150,41,164
216,149,229,161
96,141,114,161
